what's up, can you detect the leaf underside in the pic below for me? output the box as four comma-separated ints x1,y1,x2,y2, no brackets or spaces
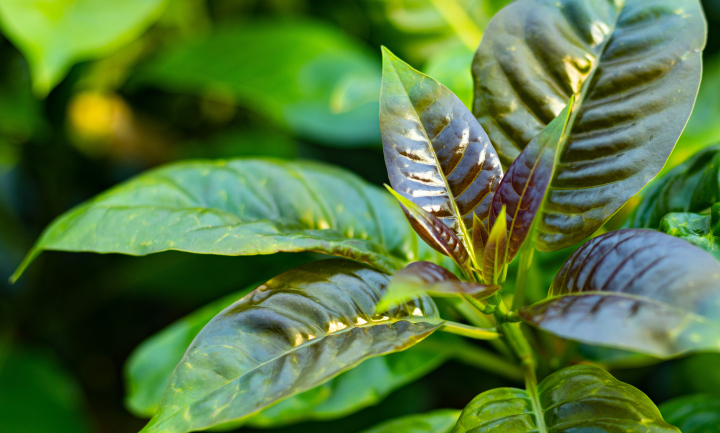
452,364,677,432
473,0,706,250
143,259,442,433
521,229,720,357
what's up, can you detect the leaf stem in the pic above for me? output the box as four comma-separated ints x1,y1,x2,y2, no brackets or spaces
440,321,500,340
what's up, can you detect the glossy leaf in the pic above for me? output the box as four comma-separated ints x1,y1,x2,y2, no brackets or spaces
12,159,450,282
380,47,503,250
660,394,720,433
361,409,460,433
521,229,720,357
471,213,489,264
0,0,167,96
629,145,720,229
660,208,720,261
126,287,456,425
482,206,507,285
142,259,443,433
490,98,573,262
386,186,470,271
453,364,677,432
473,0,706,250
377,261,499,311
137,20,381,147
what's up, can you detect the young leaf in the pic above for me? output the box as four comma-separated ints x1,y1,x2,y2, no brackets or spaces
376,261,499,311
141,259,443,433
361,409,460,433
453,364,678,432
386,186,470,271
660,208,720,261
12,159,451,282
520,229,720,358
473,0,706,250
489,98,573,263
482,206,507,285
471,213,488,265
380,47,503,252
660,394,720,433
629,145,720,229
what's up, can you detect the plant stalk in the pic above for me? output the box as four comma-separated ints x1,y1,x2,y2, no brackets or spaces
440,321,500,340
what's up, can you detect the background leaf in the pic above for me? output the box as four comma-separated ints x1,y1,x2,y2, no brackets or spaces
473,0,706,250
0,0,167,95
143,259,443,433
521,229,720,357
359,409,460,433
453,364,676,432
660,394,720,433
660,209,720,261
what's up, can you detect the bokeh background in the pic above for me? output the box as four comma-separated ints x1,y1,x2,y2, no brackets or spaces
0,1,719,432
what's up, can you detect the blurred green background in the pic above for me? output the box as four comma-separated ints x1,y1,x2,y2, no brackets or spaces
0,1,719,432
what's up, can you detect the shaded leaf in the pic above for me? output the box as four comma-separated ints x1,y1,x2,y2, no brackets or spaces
490,98,573,262
0,0,167,95
361,409,460,433
521,229,720,357
13,159,450,282
660,394,720,433
137,20,381,147
386,186,469,271
482,206,507,285
629,145,720,229
142,259,443,433
473,0,706,250
380,47,503,251
453,364,677,432
660,208,720,261
377,261,498,311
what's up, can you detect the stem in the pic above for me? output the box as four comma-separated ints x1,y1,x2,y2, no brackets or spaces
453,342,524,381
512,240,535,311
440,321,500,340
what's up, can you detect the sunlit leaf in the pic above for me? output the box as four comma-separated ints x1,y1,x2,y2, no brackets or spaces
13,159,450,282
361,409,460,433
0,0,167,95
489,98,573,262
377,261,498,311
473,0,706,250
660,209,720,261
660,394,720,433
482,205,507,285
137,20,381,147
521,229,720,357
380,47,503,254
453,364,677,432
142,259,443,433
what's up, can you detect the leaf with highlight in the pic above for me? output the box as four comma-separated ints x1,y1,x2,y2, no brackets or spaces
660,208,720,261
482,206,507,285
141,259,443,433
381,47,503,252
473,0,706,250
452,364,678,432
377,261,499,311
521,229,720,358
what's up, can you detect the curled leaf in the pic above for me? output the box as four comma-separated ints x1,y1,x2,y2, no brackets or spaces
482,205,507,285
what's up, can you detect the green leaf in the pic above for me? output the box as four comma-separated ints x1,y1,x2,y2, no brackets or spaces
490,97,573,262
142,259,443,433
360,409,460,433
0,0,167,96
137,20,381,147
520,229,720,357
473,0,706,250
12,159,449,282
376,261,498,311
386,186,470,272
660,394,720,433
0,343,91,433
629,145,720,230
126,286,457,425
453,364,677,432
660,208,720,261
482,205,507,285
380,47,503,256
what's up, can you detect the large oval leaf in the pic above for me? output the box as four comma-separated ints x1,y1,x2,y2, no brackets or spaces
381,47,503,249
142,259,443,433
361,409,460,433
125,286,456,425
12,159,449,282
660,394,720,433
520,229,720,357
473,0,706,250
453,364,677,432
